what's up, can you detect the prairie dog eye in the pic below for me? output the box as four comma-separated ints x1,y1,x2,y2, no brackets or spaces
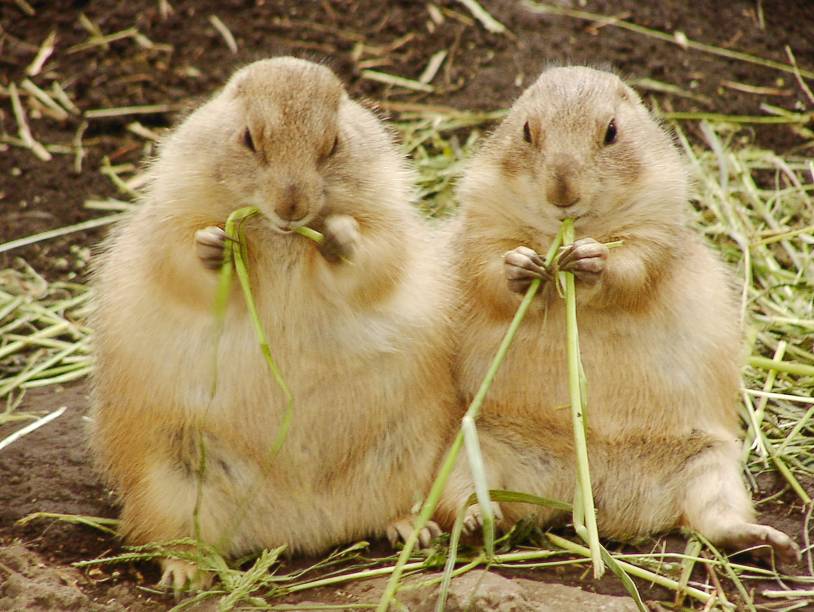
604,119,617,145
328,135,339,157
523,120,532,144
242,128,256,152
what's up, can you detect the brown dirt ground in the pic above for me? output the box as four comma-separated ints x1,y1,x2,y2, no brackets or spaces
1,0,812,609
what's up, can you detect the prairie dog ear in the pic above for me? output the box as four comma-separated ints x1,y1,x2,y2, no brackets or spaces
225,73,253,100
618,82,641,104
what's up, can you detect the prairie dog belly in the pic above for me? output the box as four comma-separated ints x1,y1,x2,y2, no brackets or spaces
459,298,731,441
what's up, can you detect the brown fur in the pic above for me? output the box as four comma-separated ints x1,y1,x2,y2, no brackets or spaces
436,66,798,561
90,57,458,584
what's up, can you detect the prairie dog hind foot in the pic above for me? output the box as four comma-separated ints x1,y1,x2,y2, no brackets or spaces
721,522,801,564
158,558,213,594
503,246,551,294
195,225,227,270
557,237,608,284
387,516,442,550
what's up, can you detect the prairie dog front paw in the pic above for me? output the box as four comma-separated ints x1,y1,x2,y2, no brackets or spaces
557,237,608,284
504,246,551,294
195,226,226,270
320,214,360,263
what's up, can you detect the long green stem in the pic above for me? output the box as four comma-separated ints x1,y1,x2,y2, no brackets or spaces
461,415,495,558
560,218,603,578
288,560,428,594
231,218,294,456
207,211,328,555
675,537,703,608
662,112,812,125
377,226,567,612
293,225,325,243
749,355,814,378
214,206,297,456
0,214,121,255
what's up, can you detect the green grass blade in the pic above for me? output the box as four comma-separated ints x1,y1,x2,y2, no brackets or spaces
16,511,119,535
435,502,473,612
461,415,495,559
487,489,572,511
599,546,646,612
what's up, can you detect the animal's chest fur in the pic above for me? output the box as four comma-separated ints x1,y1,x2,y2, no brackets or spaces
460,303,703,438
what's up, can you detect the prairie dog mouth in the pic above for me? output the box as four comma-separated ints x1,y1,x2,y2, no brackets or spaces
267,213,314,235
556,209,589,222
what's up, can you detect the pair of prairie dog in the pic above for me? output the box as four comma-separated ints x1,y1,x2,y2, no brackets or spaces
90,57,797,591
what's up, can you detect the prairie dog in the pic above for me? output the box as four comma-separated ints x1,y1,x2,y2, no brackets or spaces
436,66,799,561
90,57,456,587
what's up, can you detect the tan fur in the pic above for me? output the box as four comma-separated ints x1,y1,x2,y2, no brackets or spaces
90,58,457,567
437,66,798,560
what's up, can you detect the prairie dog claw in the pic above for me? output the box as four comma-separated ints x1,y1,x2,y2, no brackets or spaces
195,226,227,270
158,558,212,596
462,502,504,536
387,517,442,549
504,245,551,294
557,237,608,284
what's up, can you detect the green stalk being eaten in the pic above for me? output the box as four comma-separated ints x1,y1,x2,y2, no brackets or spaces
212,210,325,451
377,223,568,612
559,217,604,578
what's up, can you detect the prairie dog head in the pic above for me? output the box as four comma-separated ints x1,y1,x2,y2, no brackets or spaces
223,58,342,230
157,57,353,232
465,66,688,233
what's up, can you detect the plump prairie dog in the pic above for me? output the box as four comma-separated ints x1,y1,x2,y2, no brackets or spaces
436,66,799,561
90,57,456,587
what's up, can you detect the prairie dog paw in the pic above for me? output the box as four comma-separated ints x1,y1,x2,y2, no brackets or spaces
387,517,442,550
195,226,227,270
503,246,551,294
320,214,359,263
158,558,212,595
730,523,801,564
462,502,504,536
557,237,608,284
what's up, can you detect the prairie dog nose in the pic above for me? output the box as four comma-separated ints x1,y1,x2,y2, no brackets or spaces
274,183,308,222
547,157,581,208
546,176,581,208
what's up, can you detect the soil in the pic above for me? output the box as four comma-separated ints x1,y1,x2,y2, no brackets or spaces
1,0,812,610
